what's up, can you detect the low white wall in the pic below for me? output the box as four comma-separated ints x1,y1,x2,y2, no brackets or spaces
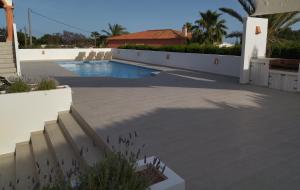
112,49,241,77
19,48,112,61
0,86,72,154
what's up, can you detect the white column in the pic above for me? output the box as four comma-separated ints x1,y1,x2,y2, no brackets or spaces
240,17,268,84
13,23,21,76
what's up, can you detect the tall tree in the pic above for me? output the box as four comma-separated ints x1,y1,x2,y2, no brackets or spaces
193,10,227,44
219,0,300,52
102,24,128,37
184,22,193,32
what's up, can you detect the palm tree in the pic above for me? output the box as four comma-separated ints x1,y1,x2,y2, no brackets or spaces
184,22,193,32
91,31,101,47
101,24,128,37
193,10,227,44
219,0,300,51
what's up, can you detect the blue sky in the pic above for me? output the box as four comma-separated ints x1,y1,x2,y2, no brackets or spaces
1,0,299,38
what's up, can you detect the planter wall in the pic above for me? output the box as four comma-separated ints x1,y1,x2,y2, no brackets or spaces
0,86,72,154
112,49,241,77
19,48,112,61
137,156,185,190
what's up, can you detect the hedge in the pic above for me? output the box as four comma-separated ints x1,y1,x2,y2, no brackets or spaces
119,44,300,59
271,44,300,59
119,44,242,56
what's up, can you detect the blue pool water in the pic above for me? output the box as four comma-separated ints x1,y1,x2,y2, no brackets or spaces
57,61,159,79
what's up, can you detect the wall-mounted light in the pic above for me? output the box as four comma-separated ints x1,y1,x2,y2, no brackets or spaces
255,26,261,35
166,54,170,60
214,58,220,65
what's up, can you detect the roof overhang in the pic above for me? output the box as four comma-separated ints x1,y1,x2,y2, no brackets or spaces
253,0,300,15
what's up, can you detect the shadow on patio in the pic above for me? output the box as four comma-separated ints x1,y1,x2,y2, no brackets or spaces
74,93,300,190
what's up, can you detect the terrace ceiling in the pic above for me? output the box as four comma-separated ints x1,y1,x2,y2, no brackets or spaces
253,0,300,15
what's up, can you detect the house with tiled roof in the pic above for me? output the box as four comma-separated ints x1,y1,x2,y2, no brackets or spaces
107,26,191,48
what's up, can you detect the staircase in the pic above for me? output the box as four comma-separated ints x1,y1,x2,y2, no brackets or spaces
0,109,107,190
0,42,17,77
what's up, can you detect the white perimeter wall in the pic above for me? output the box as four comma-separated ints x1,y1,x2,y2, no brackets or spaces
112,49,241,77
0,87,72,154
19,48,112,61
240,17,268,83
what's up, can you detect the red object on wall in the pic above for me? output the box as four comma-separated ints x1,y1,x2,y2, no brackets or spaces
107,29,191,48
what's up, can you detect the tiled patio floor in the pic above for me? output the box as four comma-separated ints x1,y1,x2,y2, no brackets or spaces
22,60,300,190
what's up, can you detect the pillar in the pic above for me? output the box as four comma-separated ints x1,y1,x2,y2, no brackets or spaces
4,5,14,42
240,17,268,84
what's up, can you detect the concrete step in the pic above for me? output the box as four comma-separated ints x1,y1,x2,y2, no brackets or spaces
45,123,83,181
15,142,38,190
0,64,15,69
58,112,104,166
30,131,60,188
0,59,14,64
0,153,15,190
0,54,14,59
0,49,13,55
0,46,13,50
71,106,109,151
0,68,16,74
0,42,13,47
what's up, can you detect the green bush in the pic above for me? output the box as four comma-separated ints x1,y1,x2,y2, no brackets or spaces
37,79,57,91
7,79,31,93
80,152,149,190
271,43,300,59
42,152,150,190
120,43,300,59
119,44,242,56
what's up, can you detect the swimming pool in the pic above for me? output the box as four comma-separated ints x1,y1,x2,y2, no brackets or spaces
57,61,159,79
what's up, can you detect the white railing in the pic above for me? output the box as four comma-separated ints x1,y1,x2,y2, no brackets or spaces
13,23,21,76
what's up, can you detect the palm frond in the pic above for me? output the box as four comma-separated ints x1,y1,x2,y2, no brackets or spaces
238,0,255,15
226,31,243,38
219,8,243,23
280,12,300,28
101,30,111,36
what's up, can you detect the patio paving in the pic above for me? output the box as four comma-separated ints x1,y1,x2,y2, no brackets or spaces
21,60,300,190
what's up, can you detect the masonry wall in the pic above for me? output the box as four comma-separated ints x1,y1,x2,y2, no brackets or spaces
19,48,112,61
112,49,241,77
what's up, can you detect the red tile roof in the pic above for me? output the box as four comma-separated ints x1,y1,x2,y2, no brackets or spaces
108,29,191,40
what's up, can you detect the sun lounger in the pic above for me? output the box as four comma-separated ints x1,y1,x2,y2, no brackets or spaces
85,51,97,61
75,52,86,61
95,52,105,60
103,52,113,60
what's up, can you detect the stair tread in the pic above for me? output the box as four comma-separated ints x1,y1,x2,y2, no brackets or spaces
0,68,16,72
31,131,60,188
59,112,104,166
45,123,82,180
15,142,38,190
0,153,15,190
0,64,15,68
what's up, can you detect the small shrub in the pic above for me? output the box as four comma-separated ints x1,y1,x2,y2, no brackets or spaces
79,152,150,190
7,78,30,93
42,132,154,190
37,79,57,91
